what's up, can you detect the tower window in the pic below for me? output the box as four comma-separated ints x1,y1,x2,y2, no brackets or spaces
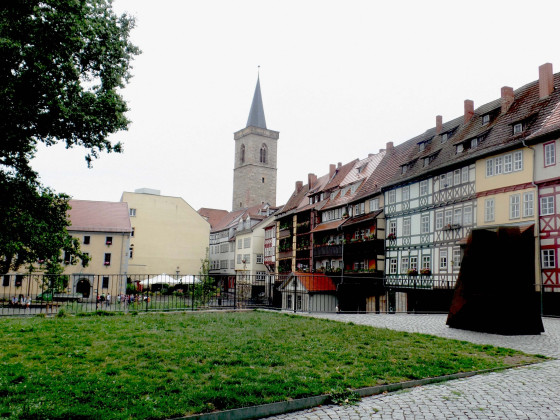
262,177,265,183
260,144,268,163
240,144,245,163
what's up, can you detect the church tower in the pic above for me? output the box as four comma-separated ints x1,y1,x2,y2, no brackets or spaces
232,75,279,211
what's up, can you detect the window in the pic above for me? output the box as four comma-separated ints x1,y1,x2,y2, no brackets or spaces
129,247,133,259
256,254,264,264
237,239,242,249
422,256,431,270
441,133,448,143
287,295,292,309
440,174,448,189
509,194,520,219
470,138,478,148
64,251,71,265
389,258,397,274
453,170,461,186
240,144,245,163
504,154,513,173
256,271,266,281
131,228,135,237
105,236,112,245
369,198,379,211
129,208,136,217
456,144,464,154
440,250,448,270
444,209,452,226
419,180,428,196
3,275,10,287
83,235,90,245
244,238,251,248
403,218,411,236
262,177,265,183
410,256,418,271
544,142,556,167
15,275,23,287
388,190,396,204
542,249,556,269
486,159,494,177
453,208,462,225
435,212,443,230
401,257,409,273
243,254,250,264
220,260,228,269
237,254,242,264
421,214,430,234
419,142,425,152
494,156,503,175
260,144,267,163
484,199,495,222
389,220,397,236
523,192,534,217
482,114,490,125
220,243,228,253
513,151,523,171
540,196,555,216
513,123,523,134
453,248,461,269
402,186,410,201
463,206,473,225
102,276,109,289
104,253,111,266
230,260,235,269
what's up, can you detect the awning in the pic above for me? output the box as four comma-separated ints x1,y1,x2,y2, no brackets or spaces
341,209,383,228
311,219,346,233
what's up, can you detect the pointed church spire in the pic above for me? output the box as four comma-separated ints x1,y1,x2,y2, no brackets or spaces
246,70,267,129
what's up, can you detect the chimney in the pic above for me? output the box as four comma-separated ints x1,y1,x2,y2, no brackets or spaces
386,141,394,151
329,164,336,178
338,162,342,168
308,173,317,188
501,86,514,113
539,63,554,99
464,100,474,123
436,115,443,135
295,181,303,193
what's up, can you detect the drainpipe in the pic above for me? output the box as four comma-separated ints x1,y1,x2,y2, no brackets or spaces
522,139,542,315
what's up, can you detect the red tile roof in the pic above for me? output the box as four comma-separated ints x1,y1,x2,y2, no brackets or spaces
292,274,337,292
68,200,131,233
198,208,229,229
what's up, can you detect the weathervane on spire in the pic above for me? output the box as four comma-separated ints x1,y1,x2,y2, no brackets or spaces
257,65,260,79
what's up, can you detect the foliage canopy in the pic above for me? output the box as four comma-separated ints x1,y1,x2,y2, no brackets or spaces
0,0,139,272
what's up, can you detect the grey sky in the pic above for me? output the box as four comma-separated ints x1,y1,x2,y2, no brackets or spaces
31,0,560,211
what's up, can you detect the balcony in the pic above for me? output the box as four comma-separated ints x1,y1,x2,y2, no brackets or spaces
313,244,342,258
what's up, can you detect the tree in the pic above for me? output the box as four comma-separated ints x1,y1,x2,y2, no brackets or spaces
0,0,139,272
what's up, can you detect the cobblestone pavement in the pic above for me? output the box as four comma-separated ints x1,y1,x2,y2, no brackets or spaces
267,314,560,420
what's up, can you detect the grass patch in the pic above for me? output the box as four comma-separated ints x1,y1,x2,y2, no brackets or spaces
0,311,546,419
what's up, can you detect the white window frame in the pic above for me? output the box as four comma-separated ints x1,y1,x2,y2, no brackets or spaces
389,258,397,274
421,214,430,234
540,196,555,216
256,254,264,264
504,154,513,173
513,122,523,134
419,180,428,196
513,151,523,171
388,190,396,204
444,209,453,226
463,206,473,225
453,208,462,225
402,185,410,201
410,256,418,271
484,198,495,222
523,192,534,217
509,194,520,219
494,156,503,175
403,217,411,236
435,211,444,230
129,208,136,217
542,249,556,269
369,198,379,211
461,167,469,183
401,257,409,273
453,170,461,186
486,159,494,177
544,142,556,167
440,249,448,270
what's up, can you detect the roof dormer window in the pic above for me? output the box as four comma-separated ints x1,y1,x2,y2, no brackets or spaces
513,122,523,135
441,133,448,143
419,142,425,152
482,114,490,125
456,144,464,154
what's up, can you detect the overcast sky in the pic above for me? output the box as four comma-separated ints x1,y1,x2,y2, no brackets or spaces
31,0,560,211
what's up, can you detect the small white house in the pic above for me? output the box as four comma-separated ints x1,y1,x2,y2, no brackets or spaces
279,273,338,312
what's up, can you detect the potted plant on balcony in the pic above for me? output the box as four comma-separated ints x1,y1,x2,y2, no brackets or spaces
387,233,397,241
407,268,418,276
420,268,431,276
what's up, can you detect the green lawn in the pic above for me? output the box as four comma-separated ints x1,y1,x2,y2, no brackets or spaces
0,311,546,419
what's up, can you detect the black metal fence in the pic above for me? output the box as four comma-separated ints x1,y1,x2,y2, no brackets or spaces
0,272,555,317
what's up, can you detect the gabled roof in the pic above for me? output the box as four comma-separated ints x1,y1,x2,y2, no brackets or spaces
198,208,229,230
383,71,560,188
246,76,267,129
280,273,337,293
68,200,131,233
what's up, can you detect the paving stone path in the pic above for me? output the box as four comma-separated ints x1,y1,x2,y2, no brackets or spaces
267,314,560,420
